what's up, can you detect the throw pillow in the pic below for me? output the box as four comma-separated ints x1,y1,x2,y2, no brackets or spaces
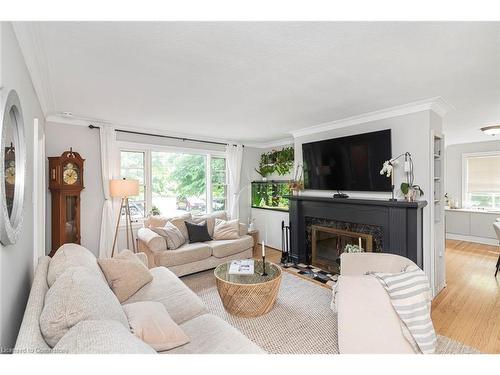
47,243,107,287
40,266,129,347
185,220,212,243
53,320,156,354
123,301,190,351
97,250,153,303
213,218,240,240
150,222,185,250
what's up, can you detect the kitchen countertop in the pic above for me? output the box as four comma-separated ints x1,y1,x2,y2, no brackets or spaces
445,207,500,214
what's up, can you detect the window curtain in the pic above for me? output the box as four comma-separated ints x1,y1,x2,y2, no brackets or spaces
227,144,244,219
98,124,119,258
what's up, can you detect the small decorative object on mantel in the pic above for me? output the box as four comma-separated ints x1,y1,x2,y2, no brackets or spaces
381,152,424,202
289,163,304,196
48,148,85,256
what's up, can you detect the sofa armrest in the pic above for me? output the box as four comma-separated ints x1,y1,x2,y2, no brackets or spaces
238,223,248,237
137,227,167,253
340,253,417,276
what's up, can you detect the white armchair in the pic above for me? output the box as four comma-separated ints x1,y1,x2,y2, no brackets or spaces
334,252,419,354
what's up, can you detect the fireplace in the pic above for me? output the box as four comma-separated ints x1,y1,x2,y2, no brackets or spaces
288,196,427,269
311,225,373,273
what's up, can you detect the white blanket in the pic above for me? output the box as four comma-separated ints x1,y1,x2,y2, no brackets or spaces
370,265,437,354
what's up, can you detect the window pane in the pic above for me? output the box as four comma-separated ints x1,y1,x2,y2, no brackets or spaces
469,193,493,208
152,152,207,216
211,157,227,211
467,155,500,193
120,151,146,218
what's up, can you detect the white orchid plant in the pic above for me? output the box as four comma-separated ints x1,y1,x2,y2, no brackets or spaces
380,160,395,178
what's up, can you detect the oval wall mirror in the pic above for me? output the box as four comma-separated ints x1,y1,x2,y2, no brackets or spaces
0,90,26,245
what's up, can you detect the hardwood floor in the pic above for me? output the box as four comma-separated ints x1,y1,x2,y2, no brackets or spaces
257,241,500,353
431,239,500,354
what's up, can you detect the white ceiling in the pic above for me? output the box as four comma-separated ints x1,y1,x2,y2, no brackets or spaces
14,22,500,145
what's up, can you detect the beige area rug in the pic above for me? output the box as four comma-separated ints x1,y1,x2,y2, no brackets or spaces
181,270,480,354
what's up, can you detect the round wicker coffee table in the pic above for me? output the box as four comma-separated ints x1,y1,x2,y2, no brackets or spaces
214,260,282,318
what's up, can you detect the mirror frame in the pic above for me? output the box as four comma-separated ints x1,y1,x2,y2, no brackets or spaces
0,89,26,245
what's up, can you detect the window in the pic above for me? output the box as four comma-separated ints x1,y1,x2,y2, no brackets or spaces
120,151,146,219
152,151,207,216
211,157,227,211
119,146,227,218
463,153,500,209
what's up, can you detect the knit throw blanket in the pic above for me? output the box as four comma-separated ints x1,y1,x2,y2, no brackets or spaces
370,265,437,354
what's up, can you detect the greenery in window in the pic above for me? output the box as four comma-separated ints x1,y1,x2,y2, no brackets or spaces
255,147,294,178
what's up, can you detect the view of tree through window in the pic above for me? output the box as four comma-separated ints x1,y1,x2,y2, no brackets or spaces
152,152,207,216
211,157,227,211
120,149,227,218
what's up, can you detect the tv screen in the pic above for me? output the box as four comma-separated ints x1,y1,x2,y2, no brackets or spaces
302,129,392,192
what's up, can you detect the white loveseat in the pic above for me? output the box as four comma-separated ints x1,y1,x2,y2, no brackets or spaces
14,244,263,354
137,212,253,276
334,252,419,354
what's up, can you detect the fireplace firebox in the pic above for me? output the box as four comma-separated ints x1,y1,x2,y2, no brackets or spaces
311,225,373,273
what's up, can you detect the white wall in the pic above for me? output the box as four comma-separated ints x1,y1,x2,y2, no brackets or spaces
239,145,293,250
445,139,500,206
0,22,45,350
45,122,104,256
294,110,436,278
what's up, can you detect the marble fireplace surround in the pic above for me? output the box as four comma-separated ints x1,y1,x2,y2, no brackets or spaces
288,195,427,268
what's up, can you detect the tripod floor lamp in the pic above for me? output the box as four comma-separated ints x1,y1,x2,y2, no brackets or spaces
110,178,139,257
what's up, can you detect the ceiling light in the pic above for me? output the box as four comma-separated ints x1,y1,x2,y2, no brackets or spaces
481,125,500,135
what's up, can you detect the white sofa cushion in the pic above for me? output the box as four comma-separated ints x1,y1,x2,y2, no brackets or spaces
123,301,190,351
47,243,105,287
156,242,212,267
166,314,264,354
40,266,129,347
213,218,240,240
144,212,191,229
53,320,156,354
206,235,253,258
123,267,207,324
191,211,227,236
336,275,415,354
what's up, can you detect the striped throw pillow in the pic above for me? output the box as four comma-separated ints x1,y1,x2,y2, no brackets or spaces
370,265,437,354
150,222,185,250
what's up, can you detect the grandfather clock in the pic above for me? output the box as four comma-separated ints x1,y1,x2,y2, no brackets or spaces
48,148,85,256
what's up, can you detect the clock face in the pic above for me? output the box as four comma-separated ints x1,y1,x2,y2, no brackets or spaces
5,160,15,185
63,163,79,185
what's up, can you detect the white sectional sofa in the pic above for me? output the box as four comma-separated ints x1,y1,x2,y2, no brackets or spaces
335,252,419,354
137,212,254,276
14,244,264,354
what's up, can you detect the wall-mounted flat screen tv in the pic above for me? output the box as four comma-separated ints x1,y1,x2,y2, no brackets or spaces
302,129,392,192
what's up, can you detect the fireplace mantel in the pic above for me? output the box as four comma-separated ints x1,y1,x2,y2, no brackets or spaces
287,195,427,268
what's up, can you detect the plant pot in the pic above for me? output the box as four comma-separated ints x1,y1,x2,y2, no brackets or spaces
262,177,267,182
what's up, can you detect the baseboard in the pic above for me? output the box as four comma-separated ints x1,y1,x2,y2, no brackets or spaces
446,233,498,246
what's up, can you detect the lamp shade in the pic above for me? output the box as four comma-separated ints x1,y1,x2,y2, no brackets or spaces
109,179,140,198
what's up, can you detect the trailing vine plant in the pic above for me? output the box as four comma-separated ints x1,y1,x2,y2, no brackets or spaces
255,146,295,178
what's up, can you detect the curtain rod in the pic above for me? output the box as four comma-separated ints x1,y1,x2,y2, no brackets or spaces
88,124,243,147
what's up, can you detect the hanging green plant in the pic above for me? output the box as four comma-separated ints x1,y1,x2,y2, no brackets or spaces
255,147,295,178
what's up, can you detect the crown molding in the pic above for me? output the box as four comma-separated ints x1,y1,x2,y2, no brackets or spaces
290,97,455,139
12,22,56,116
244,137,294,149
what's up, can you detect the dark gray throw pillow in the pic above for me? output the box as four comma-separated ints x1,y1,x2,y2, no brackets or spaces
185,221,212,243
